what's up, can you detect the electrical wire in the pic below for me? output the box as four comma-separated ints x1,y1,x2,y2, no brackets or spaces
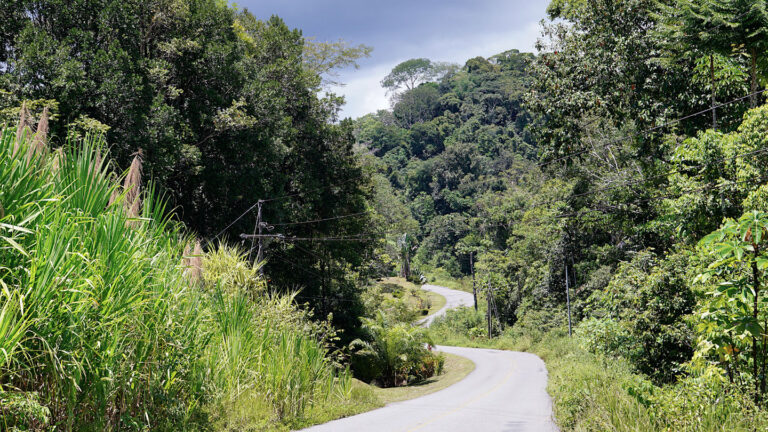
525,143,768,212
539,89,768,167
260,177,362,203
270,211,368,226
204,200,261,247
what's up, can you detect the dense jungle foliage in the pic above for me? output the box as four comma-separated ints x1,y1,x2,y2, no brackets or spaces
358,0,768,428
0,0,378,340
9,0,768,430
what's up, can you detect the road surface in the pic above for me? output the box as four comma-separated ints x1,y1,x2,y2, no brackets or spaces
299,284,558,432
416,284,474,327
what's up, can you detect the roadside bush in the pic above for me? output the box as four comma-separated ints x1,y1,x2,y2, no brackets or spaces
350,312,444,387
0,390,50,431
202,243,266,297
429,307,487,343
649,376,768,431
523,332,768,432
583,250,695,383
361,281,427,324
432,306,484,333
575,317,641,362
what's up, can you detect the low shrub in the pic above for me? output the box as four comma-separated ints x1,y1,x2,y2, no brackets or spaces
574,317,641,361
361,280,431,324
0,390,50,431
429,306,486,342
350,312,444,387
427,304,768,431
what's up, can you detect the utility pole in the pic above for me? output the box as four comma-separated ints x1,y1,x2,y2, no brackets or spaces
486,280,492,339
710,54,717,131
564,258,572,337
256,200,264,275
470,251,478,311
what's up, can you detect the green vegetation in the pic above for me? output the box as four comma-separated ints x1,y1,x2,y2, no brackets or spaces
0,127,358,431
10,0,768,429
354,0,768,429
370,353,473,405
363,277,445,320
431,309,768,431
348,277,454,394
424,291,447,316
350,312,444,388
0,0,377,340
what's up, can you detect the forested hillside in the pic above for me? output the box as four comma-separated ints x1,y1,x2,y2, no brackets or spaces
357,51,537,277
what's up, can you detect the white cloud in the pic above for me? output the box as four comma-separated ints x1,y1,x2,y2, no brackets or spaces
334,20,542,119
331,64,392,119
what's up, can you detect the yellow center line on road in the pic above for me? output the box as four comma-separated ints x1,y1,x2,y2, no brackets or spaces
403,357,517,432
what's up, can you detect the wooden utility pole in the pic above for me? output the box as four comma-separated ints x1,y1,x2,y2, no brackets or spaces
470,251,478,311
256,200,264,271
565,258,572,337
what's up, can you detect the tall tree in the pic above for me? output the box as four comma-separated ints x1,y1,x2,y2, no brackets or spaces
381,58,456,96
303,38,373,88
659,0,768,108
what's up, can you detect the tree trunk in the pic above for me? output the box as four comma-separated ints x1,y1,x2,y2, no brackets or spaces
753,245,761,402
401,250,410,279
763,316,768,394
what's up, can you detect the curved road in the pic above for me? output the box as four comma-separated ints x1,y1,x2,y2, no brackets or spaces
299,284,558,432
416,284,474,326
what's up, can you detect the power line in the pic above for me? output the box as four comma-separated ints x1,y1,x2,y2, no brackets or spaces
284,235,381,242
260,177,361,203
540,6,757,168
294,294,360,304
267,250,325,279
548,172,767,227
270,211,368,226
288,242,325,260
240,233,382,242
203,173,368,246
539,88,767,167
527,143,768,212
205,201,261,247
465,166,768,237
449,138,768,232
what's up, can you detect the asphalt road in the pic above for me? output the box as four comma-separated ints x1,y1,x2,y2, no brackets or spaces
299,284,558,432
416,283,475,326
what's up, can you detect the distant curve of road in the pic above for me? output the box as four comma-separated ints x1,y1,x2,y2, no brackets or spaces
300,283,558,432
416,284,474,327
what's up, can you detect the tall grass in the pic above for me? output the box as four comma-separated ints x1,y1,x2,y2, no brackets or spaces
0,125,351,430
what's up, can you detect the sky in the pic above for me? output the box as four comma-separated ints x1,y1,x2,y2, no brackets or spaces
236,1,549,119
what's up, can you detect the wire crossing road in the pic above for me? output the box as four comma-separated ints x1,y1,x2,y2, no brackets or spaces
300,284,559,432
